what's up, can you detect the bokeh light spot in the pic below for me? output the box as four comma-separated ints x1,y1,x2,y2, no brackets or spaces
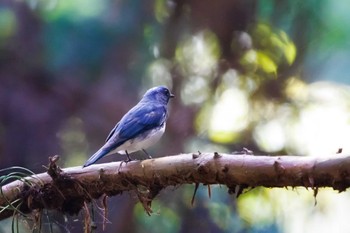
209,88,249,144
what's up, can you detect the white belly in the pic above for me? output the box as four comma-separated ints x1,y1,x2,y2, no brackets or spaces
116,123,166,154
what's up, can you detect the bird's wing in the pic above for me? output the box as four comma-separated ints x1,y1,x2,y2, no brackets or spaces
116,103,166,142
105,122,119,142
104,102,164,143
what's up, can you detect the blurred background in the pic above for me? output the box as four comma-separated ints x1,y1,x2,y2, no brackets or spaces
1,0,350,232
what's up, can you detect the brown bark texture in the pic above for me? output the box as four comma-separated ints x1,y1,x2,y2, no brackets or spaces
1,153,350,221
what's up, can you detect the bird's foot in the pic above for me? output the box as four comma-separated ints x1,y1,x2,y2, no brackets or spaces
123,157,133,163
118,159,133,172
142,149,152,159
117,151,134,172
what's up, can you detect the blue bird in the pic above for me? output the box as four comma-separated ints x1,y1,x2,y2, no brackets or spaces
83,86,174,168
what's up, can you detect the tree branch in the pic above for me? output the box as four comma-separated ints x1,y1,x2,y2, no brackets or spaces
1,152,350,221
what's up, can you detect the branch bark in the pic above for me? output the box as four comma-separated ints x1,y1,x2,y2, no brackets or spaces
1,152,350,221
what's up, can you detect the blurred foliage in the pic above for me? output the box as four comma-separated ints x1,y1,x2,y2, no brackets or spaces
134,201,181,233
1,0,350,232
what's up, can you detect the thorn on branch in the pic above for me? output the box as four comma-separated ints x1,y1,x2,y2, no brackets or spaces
273,160,286,178
308,175,315,189
192,153,199,159
227,184,249,198
47,155,62,180
214,152,221,159
207,185,211,199
98,168,105,180
242,147,253,155
227,185,236,195
136,184,163,216
235,185,245,198
191,183,199,207
136,192,153,216
50,155,60,164
232,147,254,155
313,187,318,206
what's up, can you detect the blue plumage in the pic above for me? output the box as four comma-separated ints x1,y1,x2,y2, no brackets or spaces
83,86,174,168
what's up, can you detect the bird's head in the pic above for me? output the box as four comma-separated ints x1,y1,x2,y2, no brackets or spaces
142,86,175,104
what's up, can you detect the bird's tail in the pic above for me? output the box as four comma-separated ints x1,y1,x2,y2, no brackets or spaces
83,148,109,168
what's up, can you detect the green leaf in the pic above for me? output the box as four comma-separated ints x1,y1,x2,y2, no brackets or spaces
257,51,277,74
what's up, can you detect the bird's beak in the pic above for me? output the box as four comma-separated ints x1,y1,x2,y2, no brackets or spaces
170,93,175,98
